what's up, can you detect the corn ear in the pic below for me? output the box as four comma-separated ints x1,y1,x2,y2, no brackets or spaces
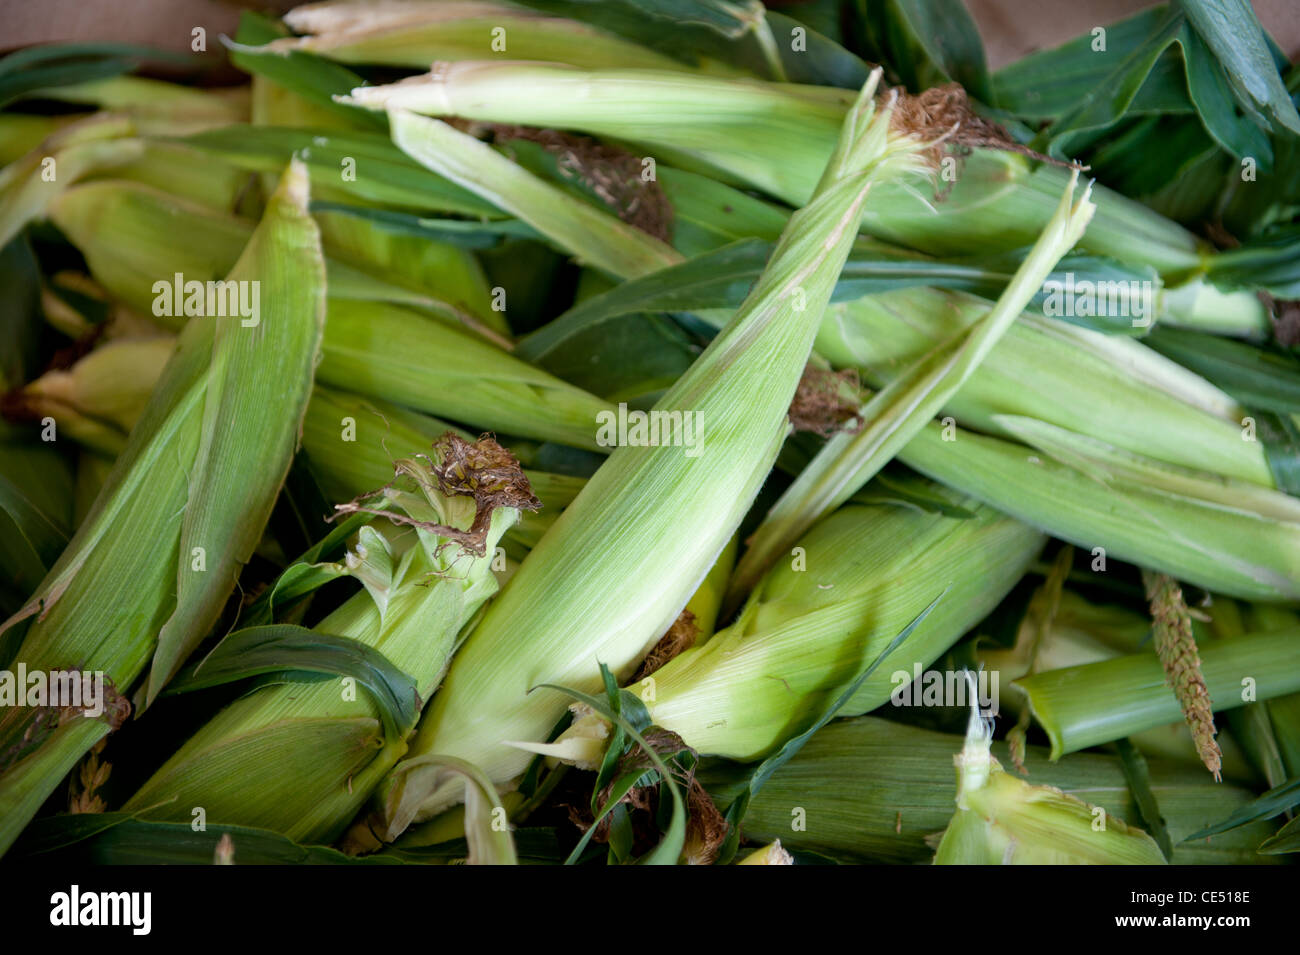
731,171,1094,602
14,346,582,559
933,697,1167,864
897,418,1300,601
345,62,854,218
715,717,1278,865
310,205,510,340
124,436,533,843
300,387,583,556
10,337,172,456
0,114,142,248
0,159,326,854
47,178,484,330
318,298,611,450
374,69,936,835
536,488,1041,764
278,0,695,72
46,180,614,448
337,62,1226,280
817,286,1273,486
736,841,793,865
87,140,258,214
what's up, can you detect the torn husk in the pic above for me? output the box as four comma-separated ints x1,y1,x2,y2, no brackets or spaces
934,676,1167,864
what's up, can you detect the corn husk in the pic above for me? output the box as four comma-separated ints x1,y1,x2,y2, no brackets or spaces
933,700,1166,864
730,171,1094,602
342,62,1223,278
528,487,1041,765
817,287,1273,485
86,140,258,214
707,718,1277,864
9,337,174,456
344,62,855,217
45,180,614,448
977,589,1256,781
179,124,500,219
0,114,142,248
310,205,509,339
1017,627,1300,757
0,160,326,854
123,436,532,844
381,107,682,281
10,76,249,135
896,418,1300,601
301,387,583,556
372,70,940,837
277,0,696,72
12,343,583,559
0,114,79,165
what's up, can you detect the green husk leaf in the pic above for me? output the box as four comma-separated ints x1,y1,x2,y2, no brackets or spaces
1115,737,1175,860
1185,775,1300,841
227,10,382,130
1018,628,1300,757
1180,0,1300,136
533,680,686,866
716,593,942,863
1145,326,1300,415
0,235,43,392
934,699,1167,864
384,109,682,281
163,624,420,741
0,43,194,107
1251,410,1300,497
381,755,517,865
728,172,1094,603
1257,814,1300,854
882,0,992,101
148,160,328,702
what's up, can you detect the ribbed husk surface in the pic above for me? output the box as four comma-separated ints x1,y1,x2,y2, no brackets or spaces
897,419,1300,602
279,0,699,72
373,72,937,836
0,161,325,854
46,179,613,449
933,708,1167,863
123,447,523,844
345,62,1210,277
817,286,1273,486
709,717,1277,864
637,494,1044,760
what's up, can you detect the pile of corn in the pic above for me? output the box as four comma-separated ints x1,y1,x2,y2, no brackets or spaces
1,0,1298,866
